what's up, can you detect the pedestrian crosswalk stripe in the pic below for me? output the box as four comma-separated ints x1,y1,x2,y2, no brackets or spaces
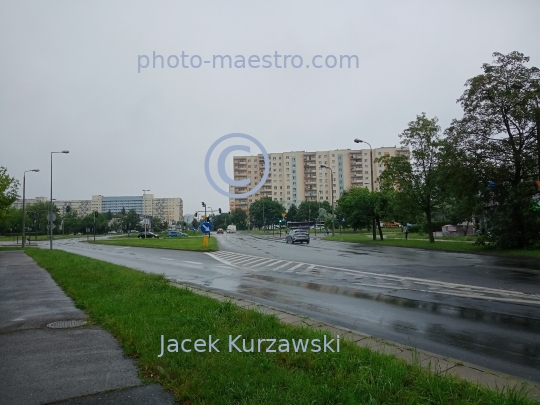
205,251,540,305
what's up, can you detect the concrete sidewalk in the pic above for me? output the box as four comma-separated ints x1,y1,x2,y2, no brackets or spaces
0,251,175,405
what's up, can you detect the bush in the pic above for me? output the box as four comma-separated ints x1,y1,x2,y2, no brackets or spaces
422,221,447,233
407,225,421,233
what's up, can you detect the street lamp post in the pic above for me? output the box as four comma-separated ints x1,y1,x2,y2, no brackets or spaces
320,165,335,236
50,151,69,250
354,139,377,241
22,169,40,248
143,190,150,234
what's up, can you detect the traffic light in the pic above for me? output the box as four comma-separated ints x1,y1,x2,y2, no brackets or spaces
66,206,71,213
202,202,206,207
194,212,198,217
94,211,98,218
218,208,222,214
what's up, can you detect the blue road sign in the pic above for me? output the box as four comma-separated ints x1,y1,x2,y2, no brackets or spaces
200,221,213,233
342,218,345,222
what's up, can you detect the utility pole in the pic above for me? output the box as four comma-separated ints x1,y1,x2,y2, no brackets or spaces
22,169,39,248
320,165,335,236
143,189,150,234
354,139,379,240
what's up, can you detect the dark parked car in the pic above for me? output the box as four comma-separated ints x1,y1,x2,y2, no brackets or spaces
138,232,159,239
285,229,310,244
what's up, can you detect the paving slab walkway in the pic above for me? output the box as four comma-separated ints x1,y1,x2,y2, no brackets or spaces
0,251,175,405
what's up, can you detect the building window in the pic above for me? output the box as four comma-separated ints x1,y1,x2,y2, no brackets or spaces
378,152,382,155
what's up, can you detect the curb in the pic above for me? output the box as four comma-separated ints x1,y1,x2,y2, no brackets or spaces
170,281,540,400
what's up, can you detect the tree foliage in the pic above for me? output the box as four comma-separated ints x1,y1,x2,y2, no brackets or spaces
296,201,332,222
0,167,19,221
378,113,445,242
248,198,286,228
446,51,540,248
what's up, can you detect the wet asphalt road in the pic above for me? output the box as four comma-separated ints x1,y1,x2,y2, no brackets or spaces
50,233,540,383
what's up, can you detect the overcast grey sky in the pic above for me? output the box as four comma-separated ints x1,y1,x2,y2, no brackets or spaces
1,1,539,214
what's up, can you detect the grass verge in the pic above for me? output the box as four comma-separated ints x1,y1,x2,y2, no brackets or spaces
89,236,218,252
24,249,538,404
324,234,540,258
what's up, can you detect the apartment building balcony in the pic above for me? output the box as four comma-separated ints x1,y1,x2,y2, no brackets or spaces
305,196,317,201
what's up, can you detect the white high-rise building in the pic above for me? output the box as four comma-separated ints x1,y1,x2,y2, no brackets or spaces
229,146,410,211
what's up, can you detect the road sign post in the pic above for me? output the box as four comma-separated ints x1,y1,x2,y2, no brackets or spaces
200,221,212,238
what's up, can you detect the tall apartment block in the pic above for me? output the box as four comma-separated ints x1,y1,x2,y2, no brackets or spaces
14,194,184,223
229,146,410,211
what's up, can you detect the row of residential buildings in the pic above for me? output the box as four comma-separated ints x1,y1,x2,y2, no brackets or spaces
13,194,184,223
229,146,410,211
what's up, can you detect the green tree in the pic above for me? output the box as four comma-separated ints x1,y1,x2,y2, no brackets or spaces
296,201,332,223
211,213,230,230
124,209,140,232
336,188,375,231
62,208,81,234
378,113,445,243
286,204,298,222
230,208,248,230
446,51,540,248
0,167,19,227
248,198,285,229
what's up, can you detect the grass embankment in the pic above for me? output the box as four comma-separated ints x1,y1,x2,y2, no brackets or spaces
90,236,218,252
24,249,537,405
324,233,540,258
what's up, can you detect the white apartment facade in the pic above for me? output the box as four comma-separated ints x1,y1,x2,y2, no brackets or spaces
14,194,184,223
229,146,410,211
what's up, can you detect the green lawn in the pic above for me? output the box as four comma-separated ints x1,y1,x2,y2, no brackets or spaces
24,249,537,405
324,233,540,258
89,236,218,252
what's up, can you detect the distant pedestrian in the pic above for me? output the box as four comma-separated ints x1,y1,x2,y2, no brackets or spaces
404,227,409,240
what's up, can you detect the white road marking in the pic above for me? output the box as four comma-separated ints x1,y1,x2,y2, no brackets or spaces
183,261,203,265
286,263,305,272
206,251,540,305
265,260,283,267
160,258,174,261
274,261,293,270
114,247,131,250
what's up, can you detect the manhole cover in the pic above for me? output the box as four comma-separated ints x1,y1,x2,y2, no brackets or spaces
47,320,87,329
